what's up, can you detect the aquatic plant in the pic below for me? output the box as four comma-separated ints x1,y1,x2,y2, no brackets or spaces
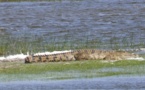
0,34,144,56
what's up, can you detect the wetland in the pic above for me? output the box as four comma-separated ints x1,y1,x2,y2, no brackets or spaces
0,0,145,89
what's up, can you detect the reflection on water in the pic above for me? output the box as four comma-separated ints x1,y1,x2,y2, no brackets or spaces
0,0,145,49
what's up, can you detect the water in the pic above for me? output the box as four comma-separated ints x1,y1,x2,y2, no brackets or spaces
0,76,145,89
0,0,145,49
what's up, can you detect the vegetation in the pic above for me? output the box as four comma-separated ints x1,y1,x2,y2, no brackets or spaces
0,60,145,81
0,33,144,56
0,0,145,83
0,34,144,81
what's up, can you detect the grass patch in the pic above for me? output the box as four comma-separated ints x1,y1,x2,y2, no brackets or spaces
0,60,145,81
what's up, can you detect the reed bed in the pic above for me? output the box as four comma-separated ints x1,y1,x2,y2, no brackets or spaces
0,33,144,56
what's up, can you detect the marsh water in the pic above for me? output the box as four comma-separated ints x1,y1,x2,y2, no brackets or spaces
1,0,145,49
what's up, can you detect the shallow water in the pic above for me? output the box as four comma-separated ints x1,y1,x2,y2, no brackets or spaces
0,76,145,89
0,0,145,49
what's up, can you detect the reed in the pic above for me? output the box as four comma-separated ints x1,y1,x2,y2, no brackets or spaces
0,29,145,56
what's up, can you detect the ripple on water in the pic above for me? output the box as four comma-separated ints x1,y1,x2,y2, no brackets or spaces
0,0,145,46
0,76,145,89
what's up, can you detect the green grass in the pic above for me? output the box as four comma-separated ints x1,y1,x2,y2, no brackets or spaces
0,60,143,74
0,60,145,81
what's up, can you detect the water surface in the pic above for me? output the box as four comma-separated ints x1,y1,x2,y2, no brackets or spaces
0,76,145,90
1,0,145,49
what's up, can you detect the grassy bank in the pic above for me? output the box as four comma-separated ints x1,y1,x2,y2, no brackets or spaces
0,60,145,81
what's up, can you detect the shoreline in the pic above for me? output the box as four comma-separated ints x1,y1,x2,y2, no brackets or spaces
0,49,145,62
